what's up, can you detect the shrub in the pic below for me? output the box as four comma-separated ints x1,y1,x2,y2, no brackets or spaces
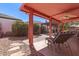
41,25,47,34
33,23,40,35
12,20,28,36
33,23,47,34
59,23,70,31
12,21,48,36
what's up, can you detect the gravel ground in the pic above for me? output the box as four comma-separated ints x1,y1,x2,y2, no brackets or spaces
0,37,31,56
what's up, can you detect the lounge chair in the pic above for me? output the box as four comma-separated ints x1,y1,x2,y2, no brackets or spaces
45,31,75,55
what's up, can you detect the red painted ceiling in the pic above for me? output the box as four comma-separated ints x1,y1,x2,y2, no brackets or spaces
20,3,79,23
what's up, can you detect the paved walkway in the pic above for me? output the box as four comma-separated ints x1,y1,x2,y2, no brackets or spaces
23,34,48,51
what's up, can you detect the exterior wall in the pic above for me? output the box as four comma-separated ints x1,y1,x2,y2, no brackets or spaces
0,18,16,34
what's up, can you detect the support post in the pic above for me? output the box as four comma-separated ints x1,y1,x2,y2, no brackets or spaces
28,11,33,46
49,17,52,38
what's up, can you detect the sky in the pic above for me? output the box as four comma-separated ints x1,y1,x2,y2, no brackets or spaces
0,3,46,23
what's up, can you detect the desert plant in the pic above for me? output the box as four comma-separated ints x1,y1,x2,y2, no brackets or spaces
12,20,28,36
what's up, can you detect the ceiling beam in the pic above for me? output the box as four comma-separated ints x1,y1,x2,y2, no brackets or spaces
52,7,79,16
62,17,79,23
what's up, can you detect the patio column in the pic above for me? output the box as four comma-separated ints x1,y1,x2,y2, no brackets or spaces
28,11,33,46
49,18,52,38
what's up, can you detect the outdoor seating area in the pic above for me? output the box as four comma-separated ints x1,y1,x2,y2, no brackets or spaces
46,31,75,45
19,3,79,56
45,31,75,55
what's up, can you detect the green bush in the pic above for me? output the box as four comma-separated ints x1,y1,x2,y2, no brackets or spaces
12,20,28,36
33,23,47,34
59,23,70,31
64,23,70,30
33,23,40,35
41,25,47,34
12,21,48,36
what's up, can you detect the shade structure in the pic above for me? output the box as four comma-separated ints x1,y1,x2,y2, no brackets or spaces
20,3,79,46
20,3,79,23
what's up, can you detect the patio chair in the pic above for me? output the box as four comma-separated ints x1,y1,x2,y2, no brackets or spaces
45,31,75,55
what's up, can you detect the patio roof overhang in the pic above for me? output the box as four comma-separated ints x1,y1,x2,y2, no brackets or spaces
20,3,79,23
20,3,79,46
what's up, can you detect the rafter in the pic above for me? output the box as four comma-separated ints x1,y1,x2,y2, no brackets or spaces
52,7,79,16
62,17,79,23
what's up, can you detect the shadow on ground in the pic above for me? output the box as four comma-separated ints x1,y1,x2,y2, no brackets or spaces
28,45,44,56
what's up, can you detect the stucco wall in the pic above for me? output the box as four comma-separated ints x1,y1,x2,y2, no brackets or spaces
0,18,16,34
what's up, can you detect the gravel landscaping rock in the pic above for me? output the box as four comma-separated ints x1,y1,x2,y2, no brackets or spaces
0,37,31,56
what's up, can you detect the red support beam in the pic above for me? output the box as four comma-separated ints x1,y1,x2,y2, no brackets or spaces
28,11,33,46
49,17,52,38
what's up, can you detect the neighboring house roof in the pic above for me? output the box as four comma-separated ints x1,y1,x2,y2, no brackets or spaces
0,13,21,20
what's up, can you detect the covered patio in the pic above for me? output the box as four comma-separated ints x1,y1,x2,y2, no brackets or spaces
20,3,79,56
